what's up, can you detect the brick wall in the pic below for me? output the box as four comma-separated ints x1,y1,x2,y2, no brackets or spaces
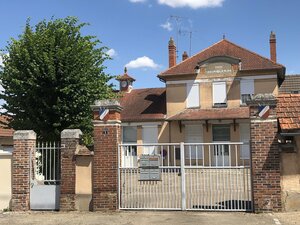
249,97,281,211
93,124,120,210
11,131,36,211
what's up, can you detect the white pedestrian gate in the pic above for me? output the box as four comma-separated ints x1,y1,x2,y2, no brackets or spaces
30,142,61,210
118,143,252,211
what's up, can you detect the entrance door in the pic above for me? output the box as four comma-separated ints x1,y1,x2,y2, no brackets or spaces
212,125,230,166
30,142,61,210
142,126,158,155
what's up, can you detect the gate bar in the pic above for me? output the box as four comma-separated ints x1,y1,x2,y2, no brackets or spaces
180,142,186,210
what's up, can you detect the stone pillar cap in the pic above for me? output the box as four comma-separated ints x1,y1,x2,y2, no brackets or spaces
91,99,123,112
13,130,36,140
61,129,82,139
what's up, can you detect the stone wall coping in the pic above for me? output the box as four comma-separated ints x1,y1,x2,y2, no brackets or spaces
61,129,82,139
13,130,36,140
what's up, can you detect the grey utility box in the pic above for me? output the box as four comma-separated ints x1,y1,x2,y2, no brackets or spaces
139,155,161,181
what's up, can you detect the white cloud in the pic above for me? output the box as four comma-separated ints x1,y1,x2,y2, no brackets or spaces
160,21,173,31
129,0,147,3
157,0,224,9
125,56,160,69
106,49,117,58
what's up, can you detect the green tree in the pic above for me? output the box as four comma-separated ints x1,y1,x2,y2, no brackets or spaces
0,17,115,142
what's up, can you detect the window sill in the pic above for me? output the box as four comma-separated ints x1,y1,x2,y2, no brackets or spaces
212,104,227,108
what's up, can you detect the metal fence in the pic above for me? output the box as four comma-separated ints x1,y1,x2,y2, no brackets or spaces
118,142,252,211
32,142,61,185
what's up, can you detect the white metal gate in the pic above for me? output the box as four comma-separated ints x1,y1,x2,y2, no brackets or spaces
30,142,61,210
118,142,252,211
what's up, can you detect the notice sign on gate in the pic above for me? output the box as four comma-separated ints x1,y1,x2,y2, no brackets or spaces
139,155,161,181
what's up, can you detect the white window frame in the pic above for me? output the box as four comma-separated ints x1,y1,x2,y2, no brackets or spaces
240,79,254,105
212,82,227,106
186,83,200,108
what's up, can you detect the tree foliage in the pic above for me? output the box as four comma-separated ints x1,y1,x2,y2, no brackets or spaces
0,17,115,142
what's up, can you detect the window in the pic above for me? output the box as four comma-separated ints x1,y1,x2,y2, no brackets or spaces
122,126,137,143
122,126,137,157
142,125,158,155
213,82,227,107
186,83,200,108
240,79,254,104
240,123,250,159
185,124,203,159
212,124,230,141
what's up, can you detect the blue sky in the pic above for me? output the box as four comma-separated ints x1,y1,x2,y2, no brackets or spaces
0,0,300,89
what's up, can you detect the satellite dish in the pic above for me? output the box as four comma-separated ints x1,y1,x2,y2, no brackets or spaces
99,107,109,120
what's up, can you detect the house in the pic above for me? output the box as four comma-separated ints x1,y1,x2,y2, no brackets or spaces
103,32,290,211
277,94,300,211
118,32,285,167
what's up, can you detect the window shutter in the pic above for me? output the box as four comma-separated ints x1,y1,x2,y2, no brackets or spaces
213,82,227,105
240,79,254,94
186,83,200,108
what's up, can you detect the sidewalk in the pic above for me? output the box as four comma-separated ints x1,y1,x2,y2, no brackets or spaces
1,210,298,225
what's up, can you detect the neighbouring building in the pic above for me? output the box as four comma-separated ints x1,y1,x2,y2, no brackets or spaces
279,74,300,94
0,116,14,210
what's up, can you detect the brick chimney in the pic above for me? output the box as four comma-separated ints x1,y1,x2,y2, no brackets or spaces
270,31,277,62
168,37,176,68
182,51,188,61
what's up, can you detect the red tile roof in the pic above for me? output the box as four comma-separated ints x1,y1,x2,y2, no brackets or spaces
0,116,14,137
159,39,285,77
167,107,250,121
119,88,166,122
277,94,300,131
116,73,136,81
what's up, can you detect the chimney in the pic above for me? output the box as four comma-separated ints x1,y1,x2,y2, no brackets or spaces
269,31,277,62
168,37,176,68
182,51,188,61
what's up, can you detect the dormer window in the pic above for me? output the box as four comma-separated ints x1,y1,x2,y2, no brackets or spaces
213,82,227,107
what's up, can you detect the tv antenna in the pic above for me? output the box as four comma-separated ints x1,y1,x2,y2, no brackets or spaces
169,15,188,58
179,28,198,56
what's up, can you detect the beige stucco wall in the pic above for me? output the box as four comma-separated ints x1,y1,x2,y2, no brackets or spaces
254,78,278,96
227,80,241,108
75,156,92,211
0,151,12,210
200,82,212,109
281,137,300,211
166,84,186,116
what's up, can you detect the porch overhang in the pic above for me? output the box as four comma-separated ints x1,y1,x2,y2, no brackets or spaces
166,107,250,121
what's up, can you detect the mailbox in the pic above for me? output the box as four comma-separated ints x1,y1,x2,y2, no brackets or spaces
139,155,161,181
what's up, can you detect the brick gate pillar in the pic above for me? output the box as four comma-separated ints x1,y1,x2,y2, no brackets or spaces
12,130,36,211
60,129,82,211
247,94,281,211
91,100,122,210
